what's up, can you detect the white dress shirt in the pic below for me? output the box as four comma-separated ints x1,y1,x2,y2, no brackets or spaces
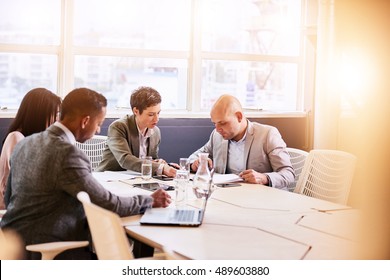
226,131,247,175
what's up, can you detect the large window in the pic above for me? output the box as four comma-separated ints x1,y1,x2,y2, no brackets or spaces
0,0,314,114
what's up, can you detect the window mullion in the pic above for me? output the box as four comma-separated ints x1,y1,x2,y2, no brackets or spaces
59,0,74,98
189,0,202,112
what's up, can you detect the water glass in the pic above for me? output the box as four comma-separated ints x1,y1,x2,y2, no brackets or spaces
175,169,189,208
141,156,152,180
179,157,190,173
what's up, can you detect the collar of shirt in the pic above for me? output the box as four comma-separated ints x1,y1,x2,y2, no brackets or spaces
136,124,154,159
53,122,76,145
229,129,247,145
136,122,154,138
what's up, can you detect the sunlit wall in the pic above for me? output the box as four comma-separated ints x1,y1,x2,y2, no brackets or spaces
314,0,390,259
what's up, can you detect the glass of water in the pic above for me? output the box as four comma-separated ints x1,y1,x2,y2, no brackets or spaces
141,156,152,180
179,157,190,174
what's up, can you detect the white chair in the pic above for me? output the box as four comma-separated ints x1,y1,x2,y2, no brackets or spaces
77,191,166,260
26,240,89,260
294,149,357,205
77,191,133,260
75,135,107,171
286,147,309,192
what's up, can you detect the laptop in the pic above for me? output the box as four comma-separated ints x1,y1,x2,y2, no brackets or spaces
140,187,210,227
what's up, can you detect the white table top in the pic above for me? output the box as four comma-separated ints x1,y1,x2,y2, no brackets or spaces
94,172,361,260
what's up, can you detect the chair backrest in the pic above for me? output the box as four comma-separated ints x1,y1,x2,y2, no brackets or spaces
75,135,107,171
286,148,309,192
77,191,134,260
294,149,357,205
0,228,24,259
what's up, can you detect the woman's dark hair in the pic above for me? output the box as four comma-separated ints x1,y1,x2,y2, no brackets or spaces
6,88,62,138
130,86,161,114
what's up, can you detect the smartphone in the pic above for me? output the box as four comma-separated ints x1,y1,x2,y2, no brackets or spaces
152,175,174,181
215,183,241,188
133,182,174,191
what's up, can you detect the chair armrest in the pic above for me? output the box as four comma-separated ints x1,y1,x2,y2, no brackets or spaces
26,241,89,260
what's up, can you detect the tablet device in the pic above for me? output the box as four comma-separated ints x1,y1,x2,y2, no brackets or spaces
133,182,174,191
152,175,174,181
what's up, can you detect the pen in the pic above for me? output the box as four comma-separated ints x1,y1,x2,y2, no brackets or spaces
168,163,179,169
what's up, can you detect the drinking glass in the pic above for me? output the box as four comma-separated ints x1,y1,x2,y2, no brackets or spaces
179,157,190,174
141,156,152,180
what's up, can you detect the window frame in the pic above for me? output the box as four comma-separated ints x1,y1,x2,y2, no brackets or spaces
0,0,315,119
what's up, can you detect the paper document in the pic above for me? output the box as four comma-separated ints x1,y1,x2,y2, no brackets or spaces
212,173,243,184
92,171,137,182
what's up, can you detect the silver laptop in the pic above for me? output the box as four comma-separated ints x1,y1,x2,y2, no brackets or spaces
140,190,210,227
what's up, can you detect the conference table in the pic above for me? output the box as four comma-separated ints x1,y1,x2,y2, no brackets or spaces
94,172,361,260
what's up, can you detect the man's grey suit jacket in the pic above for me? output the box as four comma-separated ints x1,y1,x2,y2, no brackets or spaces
188,121,295,190
1,125,152,255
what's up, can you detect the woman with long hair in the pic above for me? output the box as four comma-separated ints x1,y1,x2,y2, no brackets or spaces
0,88,61,209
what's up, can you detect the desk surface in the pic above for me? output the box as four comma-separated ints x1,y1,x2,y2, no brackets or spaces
95,172,361,260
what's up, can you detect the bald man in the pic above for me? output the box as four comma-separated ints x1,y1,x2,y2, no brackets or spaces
188,94,294,190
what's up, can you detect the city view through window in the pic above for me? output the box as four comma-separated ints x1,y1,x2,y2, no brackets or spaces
0,0,309,113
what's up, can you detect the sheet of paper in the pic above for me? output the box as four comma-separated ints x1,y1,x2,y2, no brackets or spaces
212,173,243,184
92,171,137,182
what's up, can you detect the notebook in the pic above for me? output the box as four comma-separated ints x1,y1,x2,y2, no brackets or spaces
140,188,210,227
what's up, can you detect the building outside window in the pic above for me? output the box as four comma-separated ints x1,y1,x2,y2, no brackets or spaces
0,0,315,114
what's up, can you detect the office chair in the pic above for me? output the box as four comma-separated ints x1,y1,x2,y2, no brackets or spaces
286,147,309,192
1,210,89,260
25,240,89,260
0,228,24,259
75,135,107,171
294,149,357,205
77,191,166,260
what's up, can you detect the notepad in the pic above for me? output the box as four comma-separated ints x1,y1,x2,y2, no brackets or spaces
92,171,136,182
212,173,243,184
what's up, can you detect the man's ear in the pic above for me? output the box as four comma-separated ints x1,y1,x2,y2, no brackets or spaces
81,115,90,129
133,107,139,115
236,111,243,122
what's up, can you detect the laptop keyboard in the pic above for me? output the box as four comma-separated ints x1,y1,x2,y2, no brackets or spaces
173,209,195,222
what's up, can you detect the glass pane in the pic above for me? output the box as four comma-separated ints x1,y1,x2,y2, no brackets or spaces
74,56,188,110
201,0,301,55
0,53,58,109
201,60,297,111
73,0,191,50
0,0,61,45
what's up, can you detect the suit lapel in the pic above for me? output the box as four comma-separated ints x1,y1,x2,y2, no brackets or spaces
244,121,254,166
128,115,140,158
219,140,229,174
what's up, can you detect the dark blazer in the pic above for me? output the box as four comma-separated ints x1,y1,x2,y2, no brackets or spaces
1,124,152,258
96,114,162,174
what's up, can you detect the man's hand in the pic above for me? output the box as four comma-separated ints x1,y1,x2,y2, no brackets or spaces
190,158,213,172
163,165,177,177
239,169,269,185
151,189,172,208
